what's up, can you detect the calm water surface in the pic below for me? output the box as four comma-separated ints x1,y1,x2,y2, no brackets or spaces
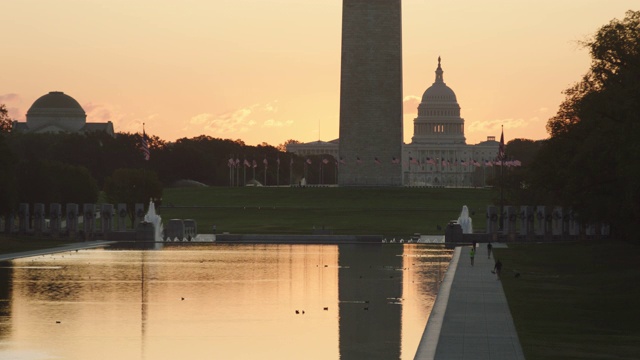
0,243,451,360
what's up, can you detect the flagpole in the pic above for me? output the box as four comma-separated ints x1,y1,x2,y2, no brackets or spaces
289,157,293,186
499,125,505,231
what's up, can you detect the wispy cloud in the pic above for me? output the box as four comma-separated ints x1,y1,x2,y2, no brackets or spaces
403,95,421,114
83,102,153,133
0,93,24,120
467,117,543,133
0,93,20,103
186,101,291,135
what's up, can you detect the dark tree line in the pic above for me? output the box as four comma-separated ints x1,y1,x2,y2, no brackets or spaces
498,10,640,241
0,129,333,217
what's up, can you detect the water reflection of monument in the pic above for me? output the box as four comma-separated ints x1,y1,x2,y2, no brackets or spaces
338,244,403,359
0,266,13,339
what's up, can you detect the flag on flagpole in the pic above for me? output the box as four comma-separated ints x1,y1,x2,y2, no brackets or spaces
374,157,381,165
228,158,234,168
306,158,312,165
339,157,346,165
252,160,257,168
244,159,251,167
356,157,362,164
263,158,268,168
391,157,400,164
140,130,150,161
322,158,329,164
499,126,505,160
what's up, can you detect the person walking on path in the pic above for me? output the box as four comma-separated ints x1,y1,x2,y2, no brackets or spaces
487,242,493,259
494,259,503,279
470,247,476,266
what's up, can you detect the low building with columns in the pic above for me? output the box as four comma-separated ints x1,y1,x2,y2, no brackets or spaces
287,58,500,187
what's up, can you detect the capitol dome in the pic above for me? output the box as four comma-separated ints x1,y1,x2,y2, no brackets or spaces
411,57,465,145
26,91,87,132
421,60,458,103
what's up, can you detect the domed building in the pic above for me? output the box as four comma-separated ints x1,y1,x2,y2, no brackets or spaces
404,58,498,186
12,91,114,136
412,57,465,145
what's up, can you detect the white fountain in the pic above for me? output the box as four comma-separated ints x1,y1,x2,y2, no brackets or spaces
457,205,473,234
144,200,164,241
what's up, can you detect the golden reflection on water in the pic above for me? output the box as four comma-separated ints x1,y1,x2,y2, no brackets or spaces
0,244,450,360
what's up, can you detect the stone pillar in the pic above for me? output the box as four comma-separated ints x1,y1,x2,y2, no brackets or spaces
117,203,128,230
50,203,62,235
66,203,79,237
568,209,580,236
486,206,498,239
34,203,46,234
83,203,96,239
551,207,563,236
504,206,517,236
338,0,403,186
102,204,114,234
18,203,29,234
535,206,546,236
134,203,145,229
544,206,553,236
520,206,534,236
6,211,15,233
562,209,571,236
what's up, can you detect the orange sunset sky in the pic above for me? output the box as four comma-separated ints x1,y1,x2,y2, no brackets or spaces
2,1,637,146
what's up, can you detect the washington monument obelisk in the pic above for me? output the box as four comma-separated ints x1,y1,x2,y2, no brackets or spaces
338,0,403,186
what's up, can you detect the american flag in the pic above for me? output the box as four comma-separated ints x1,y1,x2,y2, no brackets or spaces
339,157,346,165
306,158,312,165
322,158,329,164
374,157,381,165
391,157,400,164
244,159,251,167
252,160,257,168
140,130,150,161
228,158,234,168
499,127,505,160
356,157,362,164
263,158,268,168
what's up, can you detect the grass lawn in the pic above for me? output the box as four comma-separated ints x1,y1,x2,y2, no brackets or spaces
158,186,497,237
494,240,640,360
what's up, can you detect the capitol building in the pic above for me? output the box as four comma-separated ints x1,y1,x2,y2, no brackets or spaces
288,58,500,187
12,91,114,136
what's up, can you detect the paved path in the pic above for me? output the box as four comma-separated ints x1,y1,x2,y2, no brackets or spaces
414,243,525,360
0,241,117,261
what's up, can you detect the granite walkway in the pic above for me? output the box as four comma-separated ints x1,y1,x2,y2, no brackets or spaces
0,241,116,261
414,243,525,360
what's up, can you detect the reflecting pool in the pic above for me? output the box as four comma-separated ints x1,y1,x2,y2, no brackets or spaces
0,243,451,360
